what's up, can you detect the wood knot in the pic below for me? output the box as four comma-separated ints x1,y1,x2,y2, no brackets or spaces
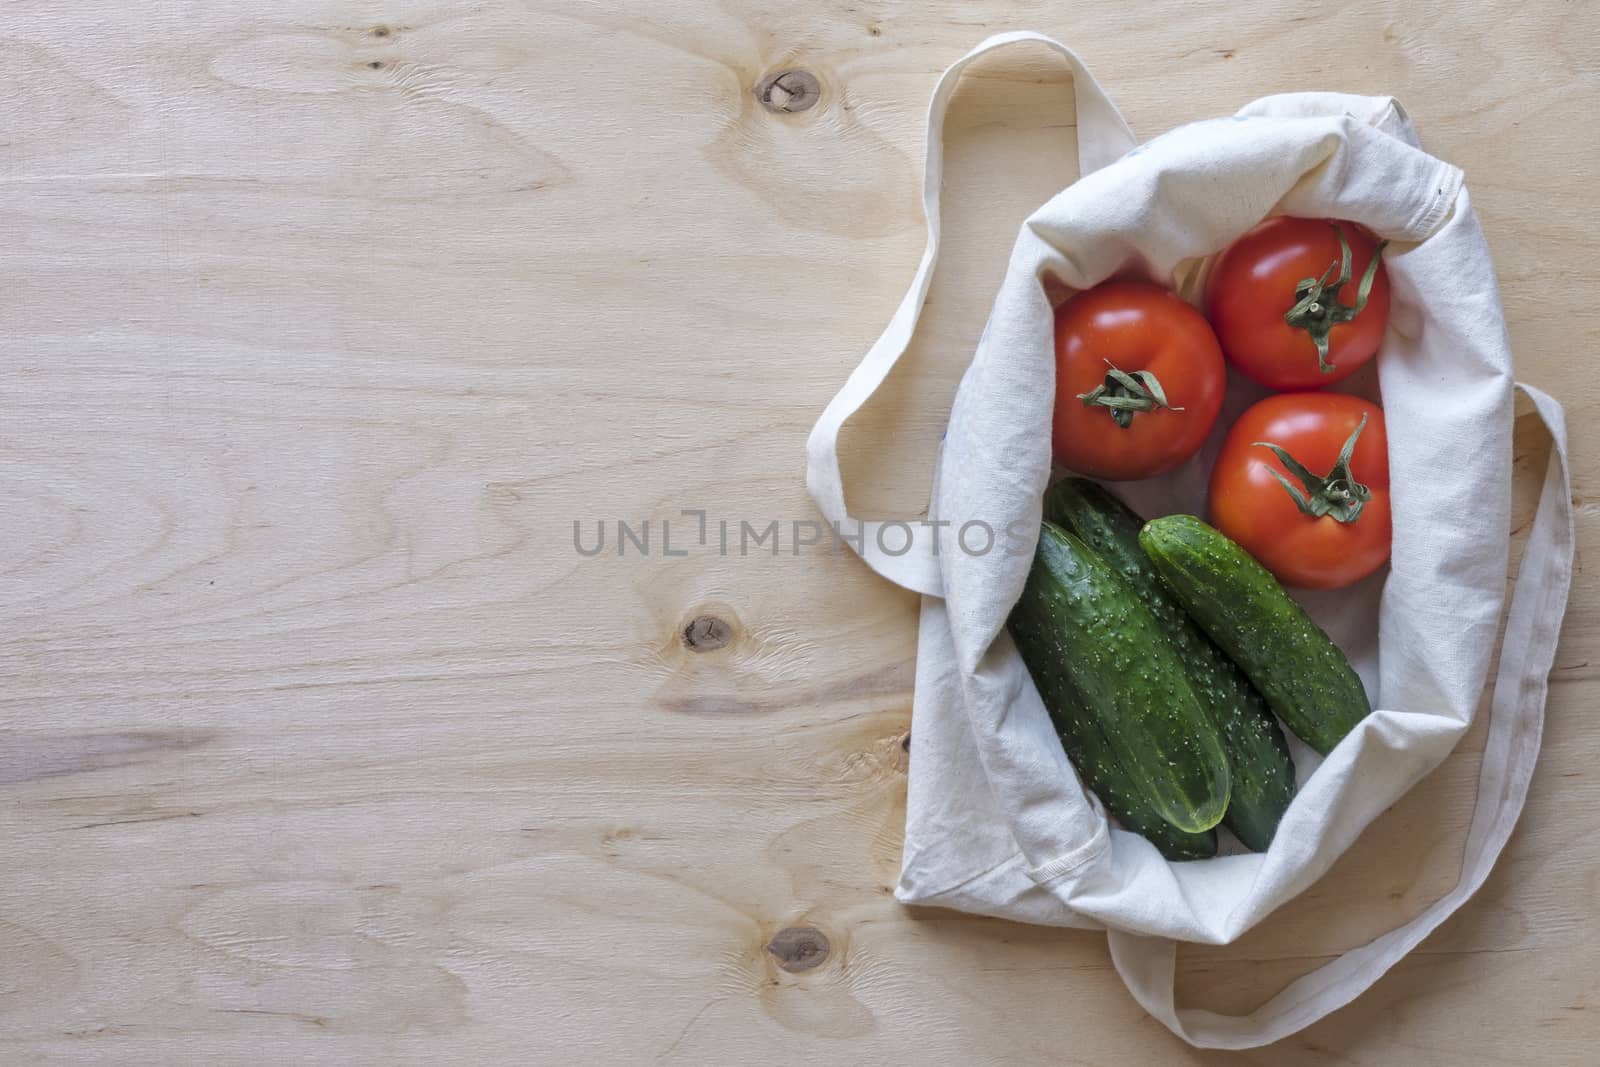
765,926,829,972
755,70,821,114
682,615,732,652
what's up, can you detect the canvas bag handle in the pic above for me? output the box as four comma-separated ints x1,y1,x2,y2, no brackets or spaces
1106,383,1574,1048
804,32,1136,597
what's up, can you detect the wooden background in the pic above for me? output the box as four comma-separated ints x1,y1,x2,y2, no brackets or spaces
2,2,1595,1063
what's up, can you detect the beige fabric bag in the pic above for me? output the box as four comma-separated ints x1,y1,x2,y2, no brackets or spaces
806,32,1574,1048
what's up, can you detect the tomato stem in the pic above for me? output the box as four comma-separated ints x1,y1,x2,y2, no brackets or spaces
1254,414,1372,523
1282,223,1388,374
1076,361,1183,429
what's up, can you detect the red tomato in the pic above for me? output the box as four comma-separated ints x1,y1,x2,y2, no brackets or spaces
1209,393,1391,590
1207,217,1390,390
1053,282,1226,481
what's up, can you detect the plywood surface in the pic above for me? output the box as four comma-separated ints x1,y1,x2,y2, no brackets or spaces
2,2,1596,1063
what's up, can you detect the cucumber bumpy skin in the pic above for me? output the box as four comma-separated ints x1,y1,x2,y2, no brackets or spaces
1139,515,1372,755
1010,522,1230,834
1045,479,1296,851
1008,606,1218,860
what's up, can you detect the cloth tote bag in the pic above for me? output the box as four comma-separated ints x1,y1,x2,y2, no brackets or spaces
805,32,1575,1049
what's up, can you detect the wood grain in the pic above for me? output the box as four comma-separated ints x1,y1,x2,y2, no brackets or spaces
1,2,1596,1063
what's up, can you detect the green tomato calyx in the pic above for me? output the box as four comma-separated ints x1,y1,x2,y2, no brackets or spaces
1283,223,1388,374
1077,361,1184,429
1254,413,1372,524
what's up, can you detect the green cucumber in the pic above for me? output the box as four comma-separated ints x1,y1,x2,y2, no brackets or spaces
1139,515,1371,755
1045,479,1295,850
1006,611,1216,859
1008,522,1230,834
